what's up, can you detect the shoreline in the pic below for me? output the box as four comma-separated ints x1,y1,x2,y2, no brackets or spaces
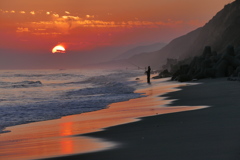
43,78,240,160
0,69,143,134
1,77,206,160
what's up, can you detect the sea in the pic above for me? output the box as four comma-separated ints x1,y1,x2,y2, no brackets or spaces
0,69,144,133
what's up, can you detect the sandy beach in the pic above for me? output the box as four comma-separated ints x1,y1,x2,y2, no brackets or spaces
1,77,240,160
42,78,240,160
0,76,205,160
1,1,240,160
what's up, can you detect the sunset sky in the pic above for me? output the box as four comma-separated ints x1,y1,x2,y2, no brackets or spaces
0,0,235,69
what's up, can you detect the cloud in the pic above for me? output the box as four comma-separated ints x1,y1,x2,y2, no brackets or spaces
16,27,29,32
1,9,205,54
65,11,70,14
30,11,35,15
1,9,199,35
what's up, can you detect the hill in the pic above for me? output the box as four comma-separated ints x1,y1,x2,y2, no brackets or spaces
128,0,240,69
114,42,166,60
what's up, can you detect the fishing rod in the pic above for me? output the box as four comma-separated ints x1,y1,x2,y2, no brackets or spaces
127,61,145,70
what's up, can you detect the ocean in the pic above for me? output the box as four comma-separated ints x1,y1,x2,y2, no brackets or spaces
0,69,144,133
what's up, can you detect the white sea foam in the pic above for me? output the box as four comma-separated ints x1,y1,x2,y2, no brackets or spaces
0,69,143,133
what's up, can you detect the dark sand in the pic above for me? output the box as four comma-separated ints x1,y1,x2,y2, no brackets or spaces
42,78,240,160
0,78,201,160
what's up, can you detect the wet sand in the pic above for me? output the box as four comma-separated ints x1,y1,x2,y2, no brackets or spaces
42,78,240,160
0,77,204,160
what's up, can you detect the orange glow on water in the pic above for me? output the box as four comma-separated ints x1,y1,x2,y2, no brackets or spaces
60,122,74,154
61,138,73,154
0,77,207,160
60,122,73,136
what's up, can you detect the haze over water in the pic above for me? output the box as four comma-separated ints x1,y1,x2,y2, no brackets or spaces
0,69,143,133
0,0,234,69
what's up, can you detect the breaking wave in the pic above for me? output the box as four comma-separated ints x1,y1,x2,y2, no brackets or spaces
0,69,143,133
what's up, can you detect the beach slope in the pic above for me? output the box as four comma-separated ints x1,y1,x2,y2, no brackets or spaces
43,78,240,160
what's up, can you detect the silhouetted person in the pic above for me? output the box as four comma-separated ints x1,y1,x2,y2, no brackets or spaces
146,66,151,84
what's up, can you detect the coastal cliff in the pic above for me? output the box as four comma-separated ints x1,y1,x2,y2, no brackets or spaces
129,0,240,69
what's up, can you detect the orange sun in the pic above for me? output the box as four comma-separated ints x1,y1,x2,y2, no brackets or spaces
52,45,66,53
